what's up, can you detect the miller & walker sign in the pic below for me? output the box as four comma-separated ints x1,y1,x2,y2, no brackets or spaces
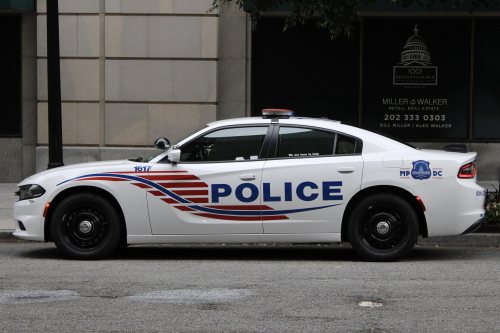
362,19,471,140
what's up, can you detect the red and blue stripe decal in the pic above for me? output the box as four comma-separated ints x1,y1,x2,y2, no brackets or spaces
57,171,341,221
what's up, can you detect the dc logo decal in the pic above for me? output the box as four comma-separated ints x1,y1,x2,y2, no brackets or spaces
411,160,431,180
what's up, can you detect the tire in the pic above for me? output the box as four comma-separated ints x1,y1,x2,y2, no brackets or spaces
347,193,419,262
114,235,129,252
50,193,122,260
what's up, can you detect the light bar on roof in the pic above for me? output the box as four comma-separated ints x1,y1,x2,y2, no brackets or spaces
262,109,295,117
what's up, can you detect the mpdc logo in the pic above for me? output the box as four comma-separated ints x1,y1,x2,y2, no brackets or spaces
411,160,431,180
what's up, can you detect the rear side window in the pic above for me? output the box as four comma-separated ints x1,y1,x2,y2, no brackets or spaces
336,135,356,155
276,127,336,158
180,127,268,162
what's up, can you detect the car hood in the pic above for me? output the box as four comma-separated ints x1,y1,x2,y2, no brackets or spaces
18,160,133,186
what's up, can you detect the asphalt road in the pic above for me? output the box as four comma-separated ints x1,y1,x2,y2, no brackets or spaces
0,243,499,333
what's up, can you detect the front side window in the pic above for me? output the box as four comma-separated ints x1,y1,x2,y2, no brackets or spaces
276,127,336,158
180,127,269,162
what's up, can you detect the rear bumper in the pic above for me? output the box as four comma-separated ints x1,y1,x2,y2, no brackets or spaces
412,177,485,237
461,218,484,235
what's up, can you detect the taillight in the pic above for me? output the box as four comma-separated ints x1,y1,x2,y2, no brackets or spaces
458,162,476,178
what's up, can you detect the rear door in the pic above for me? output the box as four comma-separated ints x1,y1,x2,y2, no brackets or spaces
147,125,273,235
261,126,363,234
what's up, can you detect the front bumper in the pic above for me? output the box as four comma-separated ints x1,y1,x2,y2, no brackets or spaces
12,198,47,242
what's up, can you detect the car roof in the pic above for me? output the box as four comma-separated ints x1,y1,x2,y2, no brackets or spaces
207,116,370,139
207,116,343,130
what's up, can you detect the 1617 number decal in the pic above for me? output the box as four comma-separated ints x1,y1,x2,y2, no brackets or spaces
134,166,151,172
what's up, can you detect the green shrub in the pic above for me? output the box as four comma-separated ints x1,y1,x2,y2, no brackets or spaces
484,202,500,226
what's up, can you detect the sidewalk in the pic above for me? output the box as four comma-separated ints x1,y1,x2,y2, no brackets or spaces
1,183,499,247
0,184,17,231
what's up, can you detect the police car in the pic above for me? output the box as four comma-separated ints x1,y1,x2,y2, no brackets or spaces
13,110,485,261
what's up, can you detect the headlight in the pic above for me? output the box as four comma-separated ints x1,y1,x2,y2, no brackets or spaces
17,185,46,201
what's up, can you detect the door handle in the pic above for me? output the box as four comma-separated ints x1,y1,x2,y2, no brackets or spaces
338,167,354,174
240,174,256,181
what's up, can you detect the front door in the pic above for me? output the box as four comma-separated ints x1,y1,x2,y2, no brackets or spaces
147,126,271,235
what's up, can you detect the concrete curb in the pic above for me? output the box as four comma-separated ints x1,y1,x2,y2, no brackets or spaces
0,231,23,243
1,230,500,247
416,233,500,247
0,231,39,243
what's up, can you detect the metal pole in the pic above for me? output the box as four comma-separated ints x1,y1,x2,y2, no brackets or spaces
46,0,64,169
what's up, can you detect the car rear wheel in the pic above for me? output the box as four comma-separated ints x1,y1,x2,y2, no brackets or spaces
347,193,419,262
50,193,122,260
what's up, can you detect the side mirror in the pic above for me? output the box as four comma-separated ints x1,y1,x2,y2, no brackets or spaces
168,149,181,163
155,137,170,150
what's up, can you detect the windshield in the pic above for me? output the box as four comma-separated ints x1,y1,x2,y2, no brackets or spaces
175,125,210,146
142,152,165,163
140,125,210,163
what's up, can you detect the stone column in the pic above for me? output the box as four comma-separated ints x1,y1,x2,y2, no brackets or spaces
218,3,250,119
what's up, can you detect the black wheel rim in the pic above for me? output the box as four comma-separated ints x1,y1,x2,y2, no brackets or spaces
360,207,405,252
62,207,109,249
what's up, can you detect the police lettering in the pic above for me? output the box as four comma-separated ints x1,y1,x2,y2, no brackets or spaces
212,184,231,203
236,183,259,202
211,181,343,203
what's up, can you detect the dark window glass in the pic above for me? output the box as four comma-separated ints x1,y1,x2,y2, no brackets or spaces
251,18,360,124
276,127,336,158
180,127,268,162
473,19,500,139
0,16,22,137
336,135,356,154
362,18,471,140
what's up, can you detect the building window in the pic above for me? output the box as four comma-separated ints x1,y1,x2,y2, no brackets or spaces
251,18,360,125
362,18,471,141
473,19,500,140
251,16,500,142
0,16,22,137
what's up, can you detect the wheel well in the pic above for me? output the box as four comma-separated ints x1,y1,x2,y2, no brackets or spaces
44,186,127,243
340,185,428,242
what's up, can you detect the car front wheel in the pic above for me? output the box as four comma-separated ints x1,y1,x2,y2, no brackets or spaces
50,193,122,260
347,193,419,262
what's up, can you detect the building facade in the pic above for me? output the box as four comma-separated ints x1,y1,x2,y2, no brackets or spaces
0,0,499,185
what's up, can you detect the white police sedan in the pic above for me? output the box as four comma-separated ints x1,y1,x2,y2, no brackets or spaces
13,110,485,261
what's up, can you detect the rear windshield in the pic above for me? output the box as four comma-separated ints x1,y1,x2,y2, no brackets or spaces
342,123,417,149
